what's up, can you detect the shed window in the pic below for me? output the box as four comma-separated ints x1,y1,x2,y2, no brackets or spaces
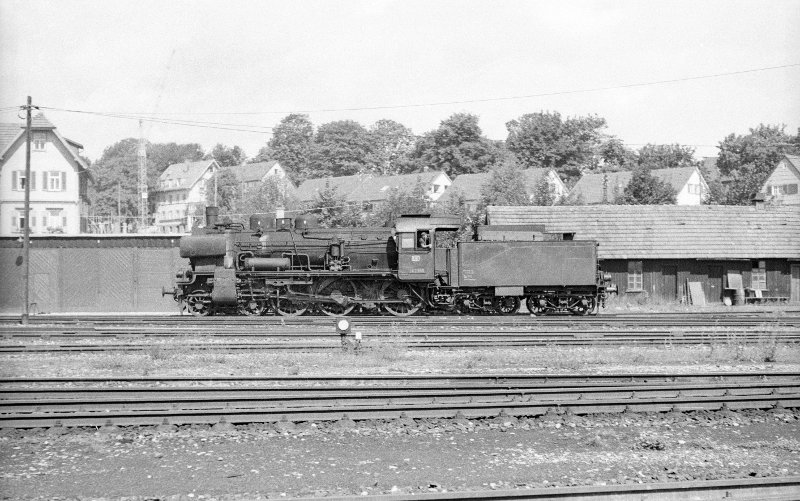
627,261,643,291
751,260,767,290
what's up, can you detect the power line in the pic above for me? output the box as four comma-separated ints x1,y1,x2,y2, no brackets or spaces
28,62,800,116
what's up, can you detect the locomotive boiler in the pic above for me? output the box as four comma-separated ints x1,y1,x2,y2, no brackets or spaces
165,207,611,316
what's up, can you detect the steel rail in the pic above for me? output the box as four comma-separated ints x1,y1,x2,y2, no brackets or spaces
2,372,798,385
1,375,798,428
313,477,800,501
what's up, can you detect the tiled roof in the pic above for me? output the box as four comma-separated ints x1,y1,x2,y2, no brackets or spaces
570,167,699,204
229,161,281,183
296,170,448,203
486,205,800,259
0,123,22,154
157,160,216,192
438,168,553,204
30,113,56,129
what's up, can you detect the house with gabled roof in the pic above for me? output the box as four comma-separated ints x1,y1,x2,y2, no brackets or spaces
224,160,295,200
487,205,800,304
759,155,800,206
0,113,90,235
437,168,567,210
296,170,451,207
570,166,709,205
152,159,219,233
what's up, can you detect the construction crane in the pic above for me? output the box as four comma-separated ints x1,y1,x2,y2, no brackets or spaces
138,119,147,229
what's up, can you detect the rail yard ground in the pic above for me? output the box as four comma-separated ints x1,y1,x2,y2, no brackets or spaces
1,310,799,499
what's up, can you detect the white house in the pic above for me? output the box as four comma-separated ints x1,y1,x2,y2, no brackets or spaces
228,160,288,193
570,166,709,205
0,114,90,235
152,159,219,232
759,155,800,206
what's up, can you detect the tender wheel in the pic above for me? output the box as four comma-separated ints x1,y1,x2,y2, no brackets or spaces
271,285,310,316
316,279,357,316
238,298,268,316
493,296,520,315
381,282,423,317
186,289,212,316
571,296,596,316
526,295,546,315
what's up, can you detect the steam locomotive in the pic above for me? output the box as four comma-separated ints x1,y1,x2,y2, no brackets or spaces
165,207,611,316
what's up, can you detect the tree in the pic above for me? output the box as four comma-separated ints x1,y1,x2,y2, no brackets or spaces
479,160,530,208
87,139,206,217
207,144,246,167
714,124,800,204
597,138,637,171
267,114,314,181
636,144,698,171
411,113,503,176
615,167,677,204
531,174,555,206
205,168,240,213
309,120,375,178
505,111,607,180
239,177,299,218
308,181,362,228
371,178,430,225
368,119,415,175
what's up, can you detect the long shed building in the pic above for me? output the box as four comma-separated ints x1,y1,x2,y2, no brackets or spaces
487,205,800,304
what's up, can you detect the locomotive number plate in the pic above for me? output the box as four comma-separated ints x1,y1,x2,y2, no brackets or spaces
411,255,420,262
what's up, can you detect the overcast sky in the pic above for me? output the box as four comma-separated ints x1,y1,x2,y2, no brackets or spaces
1,0,799,162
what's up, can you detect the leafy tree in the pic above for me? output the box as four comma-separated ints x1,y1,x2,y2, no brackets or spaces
713,124,800,204
87,139,206,217
597,138,637,171
267,113,314,181
239,176,300,218
505,111,607,180
368,119,415,175
371,178,430,225
433,186,476,241
636,144,698,170
479,160,530,208
205,168,240,213
309,120,375,178
308,181,362,227
207,143,246,167
531,174,555,206
615,167,677,204
411,113,503,176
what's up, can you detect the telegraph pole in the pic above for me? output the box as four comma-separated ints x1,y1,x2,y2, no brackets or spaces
137,120,148,230
21,96,32,324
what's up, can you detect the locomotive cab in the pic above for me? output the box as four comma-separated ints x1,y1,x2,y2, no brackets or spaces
393,215,461,282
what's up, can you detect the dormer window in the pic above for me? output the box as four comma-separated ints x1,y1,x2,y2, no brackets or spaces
33,133,47,151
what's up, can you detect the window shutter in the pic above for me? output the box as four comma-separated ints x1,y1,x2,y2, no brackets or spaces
31,216,36,228
62,172,67,191
12,171,17,190
42,172,47,191
30,171,36,190
62,216,67,227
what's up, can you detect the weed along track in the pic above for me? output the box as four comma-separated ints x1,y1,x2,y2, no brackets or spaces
2,373,799,429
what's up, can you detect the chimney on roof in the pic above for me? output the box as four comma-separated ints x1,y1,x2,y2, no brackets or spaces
422,166,429,172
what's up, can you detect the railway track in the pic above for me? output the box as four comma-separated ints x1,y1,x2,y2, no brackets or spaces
330,477,800,501
1,311,799,329
2,373,798,429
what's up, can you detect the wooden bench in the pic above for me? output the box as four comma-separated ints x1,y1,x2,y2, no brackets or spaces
744,289,789,304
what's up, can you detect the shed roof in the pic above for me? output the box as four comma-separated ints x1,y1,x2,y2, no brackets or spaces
296,170,448,203
438,168,554,204
486,205,800,259
156,159,217,192
570,166,700,204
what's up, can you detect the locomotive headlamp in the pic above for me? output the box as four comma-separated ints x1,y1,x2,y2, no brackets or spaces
336,318,351,335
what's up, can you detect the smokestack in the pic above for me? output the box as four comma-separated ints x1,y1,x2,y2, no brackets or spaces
205,206,219,227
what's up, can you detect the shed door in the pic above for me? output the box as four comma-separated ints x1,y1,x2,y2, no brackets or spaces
661,265,677,300
792,265,800,303
707,265,722,303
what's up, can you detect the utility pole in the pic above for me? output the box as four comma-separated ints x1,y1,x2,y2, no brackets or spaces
21,96,33,324
137,120,148,231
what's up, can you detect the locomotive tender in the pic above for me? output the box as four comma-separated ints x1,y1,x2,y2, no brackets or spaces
166,207,611,316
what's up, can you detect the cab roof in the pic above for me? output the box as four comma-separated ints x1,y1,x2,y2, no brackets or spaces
394,214,461,232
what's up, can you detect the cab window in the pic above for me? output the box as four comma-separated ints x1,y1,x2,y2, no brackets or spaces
416,230,431,249
399,233,415,249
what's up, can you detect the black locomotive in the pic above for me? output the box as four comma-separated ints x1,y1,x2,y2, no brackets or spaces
165,207,611,316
